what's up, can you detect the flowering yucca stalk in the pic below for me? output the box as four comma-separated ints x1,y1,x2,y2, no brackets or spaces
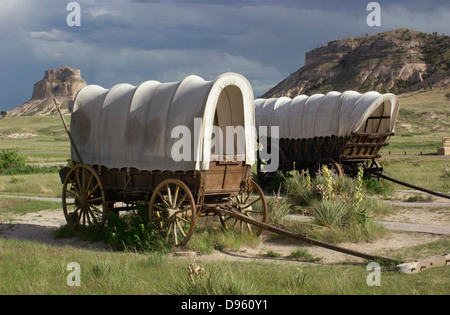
353,166,364,209
302,169,312,192
353,165,371,227
321,165,334,201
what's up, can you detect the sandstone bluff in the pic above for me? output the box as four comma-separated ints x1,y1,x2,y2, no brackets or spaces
8,66,86,117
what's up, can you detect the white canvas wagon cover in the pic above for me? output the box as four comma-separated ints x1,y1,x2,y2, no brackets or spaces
70,73,256,172
255,91,399,139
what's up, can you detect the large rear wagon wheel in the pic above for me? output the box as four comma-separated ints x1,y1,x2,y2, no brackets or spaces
149,179,197,247
219,179,268,236
62,164,107,232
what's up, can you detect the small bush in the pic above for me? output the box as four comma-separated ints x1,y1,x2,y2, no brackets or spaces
105,203,168,252
284,170,314,206
0,148,26,174
285,166,388,243
308,199,350,229
267,186,292,226
287,249,322,262
0,148,60,175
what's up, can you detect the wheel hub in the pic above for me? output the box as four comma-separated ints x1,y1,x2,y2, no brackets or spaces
162,207,177,221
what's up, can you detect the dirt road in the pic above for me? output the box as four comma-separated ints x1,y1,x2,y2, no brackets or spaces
0,191,448,264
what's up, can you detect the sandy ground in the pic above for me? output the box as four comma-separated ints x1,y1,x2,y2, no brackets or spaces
0,190,449,265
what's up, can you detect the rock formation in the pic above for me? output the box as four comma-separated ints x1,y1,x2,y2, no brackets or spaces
263,29,449,98
8,66,87,116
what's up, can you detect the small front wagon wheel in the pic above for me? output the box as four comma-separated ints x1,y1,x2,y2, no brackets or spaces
149,179,197,246
62,164,107,232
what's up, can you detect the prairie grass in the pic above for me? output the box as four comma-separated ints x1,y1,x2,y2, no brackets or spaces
0,173,62,197
0,115,71,164
380,157,450,192
0,237,448,295
0,198,60,216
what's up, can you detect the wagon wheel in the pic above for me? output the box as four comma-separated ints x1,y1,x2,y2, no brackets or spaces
149,179,197,246
219,179,268,236
362,159,383,179
62,164,107,232
314,158,344,177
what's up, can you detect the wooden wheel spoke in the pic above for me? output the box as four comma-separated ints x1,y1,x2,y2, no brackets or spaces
87,207,100,225
243,187,254,204
157,191,171,207
175,219,187,237
173,186,180,208
68,208,80,221
166,184,173,206
88,183,100,197
175,194,187,209
173,223,178,245
86,196,104,204
85,173,94,197
65,189,77,199
68,177,81,196
176,216,191,224
152,204,165,212
242,197,261,209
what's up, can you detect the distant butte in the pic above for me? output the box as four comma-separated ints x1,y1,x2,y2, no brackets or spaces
8,66,87,116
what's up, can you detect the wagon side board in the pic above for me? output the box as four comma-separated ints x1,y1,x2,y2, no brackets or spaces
202,161,251,195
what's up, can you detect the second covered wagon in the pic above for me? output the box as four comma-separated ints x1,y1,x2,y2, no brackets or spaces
255,91,400,176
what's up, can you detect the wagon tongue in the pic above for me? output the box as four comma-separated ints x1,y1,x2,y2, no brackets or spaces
215,207,403,266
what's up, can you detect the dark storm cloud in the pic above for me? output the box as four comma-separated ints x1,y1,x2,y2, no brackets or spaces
0,0,449,111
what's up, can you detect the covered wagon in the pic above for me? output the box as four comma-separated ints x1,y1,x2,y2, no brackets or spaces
59,73,268,246
255,91,399,176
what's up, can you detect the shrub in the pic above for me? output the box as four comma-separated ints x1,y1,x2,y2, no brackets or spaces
267,185,292,226
0,148,26,174
0,148,60,175
105,203,167,252
285,166,388,243
284,169,315,206
308,199,350,229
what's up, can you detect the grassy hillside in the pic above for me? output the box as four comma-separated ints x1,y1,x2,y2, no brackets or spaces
383,87,449,155
0,115,71,163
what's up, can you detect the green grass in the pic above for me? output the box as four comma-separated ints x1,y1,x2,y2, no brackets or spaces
0,237,448,295
0,198,60,216
383,87,449,155
0,115,71,164
380,157,450,192
0,173,62,197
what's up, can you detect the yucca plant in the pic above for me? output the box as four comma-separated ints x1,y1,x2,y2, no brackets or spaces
308,199,350,229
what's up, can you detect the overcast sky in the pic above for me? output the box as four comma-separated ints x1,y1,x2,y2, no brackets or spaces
0,0,449,111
